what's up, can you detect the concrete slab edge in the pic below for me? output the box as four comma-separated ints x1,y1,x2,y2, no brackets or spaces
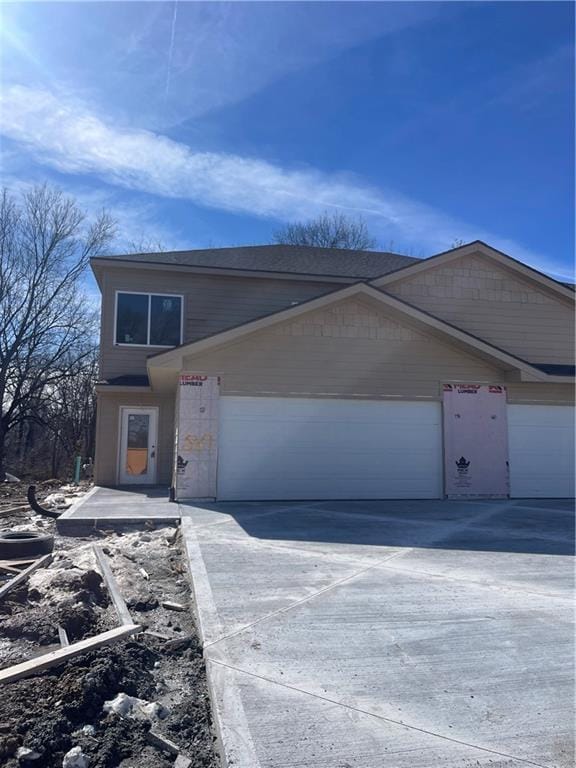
181,518,261,768
57,515,180,535
56,486,103,534
57,485,100,519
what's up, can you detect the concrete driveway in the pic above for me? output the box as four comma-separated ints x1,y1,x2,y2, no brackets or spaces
181,499,574,768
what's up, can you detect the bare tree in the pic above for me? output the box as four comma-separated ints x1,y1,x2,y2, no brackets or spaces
124,237,166,254
41,349,99,477
273,212,377,251
5,351,99,479
0,185,115,480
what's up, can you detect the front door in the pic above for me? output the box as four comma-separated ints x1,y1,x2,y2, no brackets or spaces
119,407,158,484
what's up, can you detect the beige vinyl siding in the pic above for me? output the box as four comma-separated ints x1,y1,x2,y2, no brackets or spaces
94,391,175,486
99,267,340,379
183,297,509,400
506,383,574,405
384,253,575,364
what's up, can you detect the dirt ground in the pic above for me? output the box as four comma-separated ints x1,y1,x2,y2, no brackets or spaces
0,486,219,768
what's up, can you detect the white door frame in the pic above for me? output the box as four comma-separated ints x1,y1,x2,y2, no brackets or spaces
117,406,159,485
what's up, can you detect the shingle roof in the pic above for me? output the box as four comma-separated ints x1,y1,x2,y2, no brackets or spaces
94,244,419,279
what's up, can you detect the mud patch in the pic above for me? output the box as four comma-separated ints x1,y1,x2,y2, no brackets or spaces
0,524,219,768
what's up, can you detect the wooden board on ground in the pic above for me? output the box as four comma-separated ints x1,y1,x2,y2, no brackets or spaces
92,546,133,626
0,506,28,518
0,564,23,575
0,624,141,685
0,559,36,567
0,554,53,601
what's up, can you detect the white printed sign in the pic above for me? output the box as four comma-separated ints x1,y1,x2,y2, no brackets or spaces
443,384,509,498
174,374,220,499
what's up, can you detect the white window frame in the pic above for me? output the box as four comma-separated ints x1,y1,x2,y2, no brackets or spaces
116,405,159,484
114,290,184,348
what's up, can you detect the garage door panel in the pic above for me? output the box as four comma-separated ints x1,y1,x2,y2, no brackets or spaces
224,427,436,453
218,468,437,500
508,405,575,498
217,397,442,500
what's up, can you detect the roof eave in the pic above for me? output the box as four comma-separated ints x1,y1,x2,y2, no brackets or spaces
147,282,555,384
95,384,152,393
89,256,366,284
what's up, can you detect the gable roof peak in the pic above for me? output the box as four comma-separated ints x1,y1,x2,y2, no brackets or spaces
370,240,574,299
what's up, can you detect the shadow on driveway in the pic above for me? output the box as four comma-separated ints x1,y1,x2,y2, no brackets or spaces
185,498,575,556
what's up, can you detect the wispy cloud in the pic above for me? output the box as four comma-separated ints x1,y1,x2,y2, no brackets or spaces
0,1,445,130
0,84,572,279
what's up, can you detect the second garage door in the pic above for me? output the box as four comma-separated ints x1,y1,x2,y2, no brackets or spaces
508,405,575,498
217,397,443,500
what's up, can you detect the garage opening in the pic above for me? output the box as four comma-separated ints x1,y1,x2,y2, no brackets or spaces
217,397,443,500
508,405,575,498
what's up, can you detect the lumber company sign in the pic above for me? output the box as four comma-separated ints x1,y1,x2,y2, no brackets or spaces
174,374,220,499
443,384,509,498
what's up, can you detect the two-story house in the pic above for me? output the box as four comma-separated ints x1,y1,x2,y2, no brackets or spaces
91,240,575,501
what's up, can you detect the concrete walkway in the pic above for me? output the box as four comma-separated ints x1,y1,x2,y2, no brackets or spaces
181,499,574,768
57,485,179,534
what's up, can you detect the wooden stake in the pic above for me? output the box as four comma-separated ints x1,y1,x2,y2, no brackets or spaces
0,624,141,685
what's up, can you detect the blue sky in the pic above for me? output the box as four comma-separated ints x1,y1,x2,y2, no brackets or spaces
0,1,574,279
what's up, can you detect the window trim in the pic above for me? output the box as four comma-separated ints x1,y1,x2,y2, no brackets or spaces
114,290,184,348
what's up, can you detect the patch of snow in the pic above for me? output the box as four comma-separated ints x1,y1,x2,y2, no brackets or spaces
43,493,69,509
62,746,89,768
103,692,168,721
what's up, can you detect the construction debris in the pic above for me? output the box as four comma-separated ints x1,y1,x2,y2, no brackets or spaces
0,554,53,601
0,505,218,768
26,486,62,519
92,545,133,626
146,729,181,755
0,530,54,560
0,625,141,684
0,505,28,519
161,600,186,612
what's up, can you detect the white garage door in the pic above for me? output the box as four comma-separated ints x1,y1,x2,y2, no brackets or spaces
508,405,575,498
217,397,443,500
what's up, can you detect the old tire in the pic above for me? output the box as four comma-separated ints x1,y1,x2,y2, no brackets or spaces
0,530,54,560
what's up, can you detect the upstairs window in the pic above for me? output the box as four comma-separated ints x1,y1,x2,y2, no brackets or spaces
115,292,183,347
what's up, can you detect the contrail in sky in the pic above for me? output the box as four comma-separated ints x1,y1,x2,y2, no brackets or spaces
165,0,179,104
